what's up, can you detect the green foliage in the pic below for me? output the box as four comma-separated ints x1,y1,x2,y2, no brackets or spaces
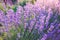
19,0,26,7
3,23,42,40
57,15,60,22
12,5,17,12
6,24,24,40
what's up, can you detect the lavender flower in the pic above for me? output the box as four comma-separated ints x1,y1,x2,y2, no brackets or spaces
15,6,23,25
6,9,15,25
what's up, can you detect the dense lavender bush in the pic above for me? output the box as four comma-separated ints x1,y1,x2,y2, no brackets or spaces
0,2,60,40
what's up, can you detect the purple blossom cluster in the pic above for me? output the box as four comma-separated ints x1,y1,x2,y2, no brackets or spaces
0,6,23,32
23,3,60,40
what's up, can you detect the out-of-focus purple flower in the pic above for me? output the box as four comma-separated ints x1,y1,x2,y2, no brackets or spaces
15,6,23,25
3,0,17,5
41,34,47,40
0,10,9,32
0,10,5,22
55,34,60,40
6,9,15,24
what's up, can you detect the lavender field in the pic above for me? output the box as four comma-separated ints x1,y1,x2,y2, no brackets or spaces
0,0,60,40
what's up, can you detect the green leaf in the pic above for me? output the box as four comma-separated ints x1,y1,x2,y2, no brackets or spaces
57,15,60,22
19,0,26,7
12,5,17,12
